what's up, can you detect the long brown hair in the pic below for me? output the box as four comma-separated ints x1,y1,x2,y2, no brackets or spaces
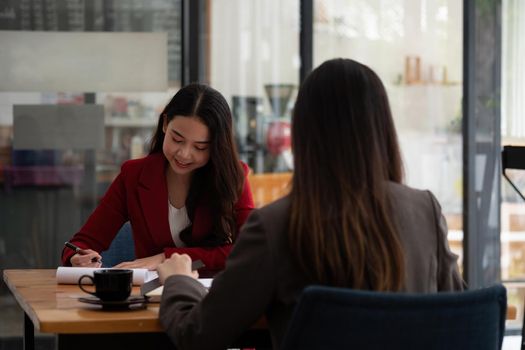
150,83,244,245
289,58,405,291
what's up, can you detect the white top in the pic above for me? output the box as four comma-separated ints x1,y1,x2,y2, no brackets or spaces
168,202,191,247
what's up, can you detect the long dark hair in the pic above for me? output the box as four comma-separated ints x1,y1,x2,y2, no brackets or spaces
150,83,244,245
289,58,405,291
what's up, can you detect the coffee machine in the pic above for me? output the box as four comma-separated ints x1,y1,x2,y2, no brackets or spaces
232,84,295,173
262,84,295,172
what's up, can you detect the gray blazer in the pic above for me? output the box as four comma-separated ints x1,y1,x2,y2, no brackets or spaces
159,182,464,350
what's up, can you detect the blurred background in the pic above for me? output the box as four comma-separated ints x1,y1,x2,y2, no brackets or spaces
0,0,524,348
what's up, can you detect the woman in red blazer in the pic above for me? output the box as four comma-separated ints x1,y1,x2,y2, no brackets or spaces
62,84,254,273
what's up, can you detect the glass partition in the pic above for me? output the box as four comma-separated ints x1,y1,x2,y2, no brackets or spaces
0,1,181,346
313,0,464,268
501,0,525,332
208,0,299,175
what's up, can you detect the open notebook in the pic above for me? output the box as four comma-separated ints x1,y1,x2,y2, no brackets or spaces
56,266,158,286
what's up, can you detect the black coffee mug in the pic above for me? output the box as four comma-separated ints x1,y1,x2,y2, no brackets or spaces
78,269,133,302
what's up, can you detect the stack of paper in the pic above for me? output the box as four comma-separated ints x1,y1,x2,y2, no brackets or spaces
56,266,158,286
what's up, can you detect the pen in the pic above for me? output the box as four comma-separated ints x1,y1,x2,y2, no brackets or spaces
64,241,100,263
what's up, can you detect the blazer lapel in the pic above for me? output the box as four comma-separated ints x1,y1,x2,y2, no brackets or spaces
137,153,173,249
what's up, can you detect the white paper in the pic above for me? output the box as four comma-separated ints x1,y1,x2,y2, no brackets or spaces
145,278,213,302
199,278,213,288
56,266,158,286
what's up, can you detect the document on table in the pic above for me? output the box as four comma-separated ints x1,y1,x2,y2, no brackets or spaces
56,266,158,286
144,278,213,302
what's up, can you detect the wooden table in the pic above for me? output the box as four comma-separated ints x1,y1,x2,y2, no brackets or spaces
3,269,270,350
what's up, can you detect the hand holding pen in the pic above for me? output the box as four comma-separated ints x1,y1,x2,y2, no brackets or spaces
64,242,102,267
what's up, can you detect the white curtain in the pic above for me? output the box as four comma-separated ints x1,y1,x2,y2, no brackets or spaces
502,0,525,137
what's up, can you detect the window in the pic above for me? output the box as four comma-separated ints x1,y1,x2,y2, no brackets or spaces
208,0,299,177
501,0,525,332
313,0,464,267
0,0,181,345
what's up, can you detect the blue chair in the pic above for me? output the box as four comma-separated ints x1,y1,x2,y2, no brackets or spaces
100,222,135,267
281,284,507,350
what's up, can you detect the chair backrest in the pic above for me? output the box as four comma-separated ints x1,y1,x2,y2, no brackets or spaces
100,222,135,267
281,284,507,350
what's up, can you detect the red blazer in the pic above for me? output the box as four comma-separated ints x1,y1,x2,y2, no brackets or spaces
61,152,254,272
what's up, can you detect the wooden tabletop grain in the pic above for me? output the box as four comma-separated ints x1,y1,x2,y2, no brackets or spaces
3,269,163,334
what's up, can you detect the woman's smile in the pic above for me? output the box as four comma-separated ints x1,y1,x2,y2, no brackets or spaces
174,158,192,168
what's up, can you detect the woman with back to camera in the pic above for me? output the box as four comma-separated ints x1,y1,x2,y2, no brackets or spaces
61,83,254,273
156,59,464,349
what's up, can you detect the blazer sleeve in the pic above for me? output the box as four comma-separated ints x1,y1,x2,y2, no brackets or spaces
163,245,232,274
61,171,129,266
163,164,255,272
427,191,466,291
159,209,274,350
